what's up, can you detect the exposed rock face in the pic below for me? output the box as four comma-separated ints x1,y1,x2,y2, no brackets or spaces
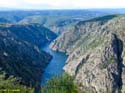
51,15,125,93
71,34,123,93
50,15,120,54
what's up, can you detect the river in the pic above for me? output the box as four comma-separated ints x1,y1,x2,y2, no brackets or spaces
41,42,67,85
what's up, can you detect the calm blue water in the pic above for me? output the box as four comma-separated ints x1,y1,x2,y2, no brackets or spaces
41,43,67,85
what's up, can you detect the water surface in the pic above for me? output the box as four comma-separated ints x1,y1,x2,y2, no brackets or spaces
41,43,67,84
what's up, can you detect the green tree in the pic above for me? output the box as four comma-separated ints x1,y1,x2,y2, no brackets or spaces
41,73,78,93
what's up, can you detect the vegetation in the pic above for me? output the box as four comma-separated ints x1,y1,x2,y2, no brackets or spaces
0,23,55,92
0,72,34,93
0,18,10,23
108,55,115,64
0,10,106,23
0,24,57,47
0,72,78,93
41,74,78,93
0,11,124,93
99,55,116,69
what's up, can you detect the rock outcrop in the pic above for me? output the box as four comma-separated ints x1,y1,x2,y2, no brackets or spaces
51,15,125,93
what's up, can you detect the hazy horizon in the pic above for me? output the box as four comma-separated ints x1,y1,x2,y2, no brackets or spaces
0,0,125,10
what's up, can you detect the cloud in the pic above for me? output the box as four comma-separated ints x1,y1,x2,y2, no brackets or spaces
0,0,125,9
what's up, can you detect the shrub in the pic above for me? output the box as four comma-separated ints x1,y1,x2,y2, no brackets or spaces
41,73,78,93
0,72,34,93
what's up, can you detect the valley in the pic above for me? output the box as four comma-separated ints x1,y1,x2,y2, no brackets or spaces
0,10,125,93
41,42,67,85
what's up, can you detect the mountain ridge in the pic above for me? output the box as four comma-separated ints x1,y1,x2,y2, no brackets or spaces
50,14,125,92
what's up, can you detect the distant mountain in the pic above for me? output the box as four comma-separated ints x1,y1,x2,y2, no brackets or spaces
50,14,125,93
18,10,107,34
0,9,124,34
93,8,125,14
0,10,105,23
19,16,82,34
18,9,125,34
0,9,124,22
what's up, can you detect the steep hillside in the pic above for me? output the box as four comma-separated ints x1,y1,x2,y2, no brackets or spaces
19,16,80,34
0,18,10,23
0,30,52,92
0,24,57,47
0,23,57,93
50,15,125,92
50,15,119,53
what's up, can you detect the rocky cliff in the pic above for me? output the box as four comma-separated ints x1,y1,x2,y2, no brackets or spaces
50,15,125,93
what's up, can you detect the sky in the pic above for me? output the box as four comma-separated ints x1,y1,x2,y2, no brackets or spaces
0,0,125,9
